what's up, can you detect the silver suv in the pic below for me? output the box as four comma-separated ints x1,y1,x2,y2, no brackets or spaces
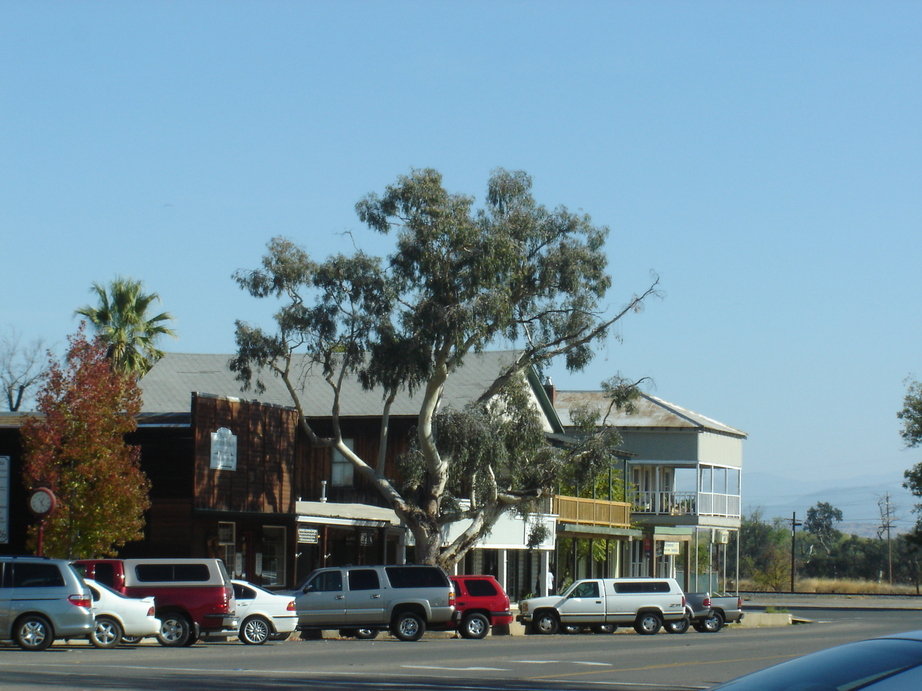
0,555,94,650
293,565,455,641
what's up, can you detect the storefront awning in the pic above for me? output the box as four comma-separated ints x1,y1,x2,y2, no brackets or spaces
295,500,402,528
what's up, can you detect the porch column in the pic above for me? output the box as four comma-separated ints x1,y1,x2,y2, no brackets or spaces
498,549,508,597
541,550,552,596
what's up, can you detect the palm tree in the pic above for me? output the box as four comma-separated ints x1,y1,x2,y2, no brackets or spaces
75,277,177,375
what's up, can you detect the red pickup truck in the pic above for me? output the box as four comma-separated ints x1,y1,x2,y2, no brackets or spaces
72,558,237,646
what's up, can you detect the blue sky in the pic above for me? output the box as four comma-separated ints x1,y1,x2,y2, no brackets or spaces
3,2,921,530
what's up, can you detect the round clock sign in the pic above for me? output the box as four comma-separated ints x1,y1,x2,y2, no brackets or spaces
28,487,56,516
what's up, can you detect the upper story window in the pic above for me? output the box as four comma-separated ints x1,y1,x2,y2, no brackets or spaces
699,466,740,495
331,439,355,487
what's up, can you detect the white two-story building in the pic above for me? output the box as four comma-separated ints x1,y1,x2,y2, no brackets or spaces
554,390,746,593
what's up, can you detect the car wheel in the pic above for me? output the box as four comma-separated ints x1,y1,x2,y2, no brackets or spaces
391,612,425,642
532,611,560,635
91,616,124,649
14,614,54,651
240,615,272,645
459,612,490,640
592,624,616,634
633,612,663,635
157,613,192,647
354,628,378,640
120,635,143,645
664,617,690,634
700,610,725,633
562,624,583,634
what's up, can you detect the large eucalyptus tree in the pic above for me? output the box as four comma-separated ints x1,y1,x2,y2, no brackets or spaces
231,168,658,568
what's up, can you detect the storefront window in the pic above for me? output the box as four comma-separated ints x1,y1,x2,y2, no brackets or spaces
261,526,286,587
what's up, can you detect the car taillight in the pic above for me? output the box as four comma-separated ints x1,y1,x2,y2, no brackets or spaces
737,597,743,609
703,597,711,608
286,600,296,612
681,595,686,607
147,606,155,617
69,594,92,608
222,585,233,613
449,589,455,607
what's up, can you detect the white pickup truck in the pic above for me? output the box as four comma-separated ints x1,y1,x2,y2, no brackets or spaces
517,577,687,635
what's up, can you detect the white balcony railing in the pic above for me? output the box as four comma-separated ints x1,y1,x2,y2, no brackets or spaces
631,490,740,518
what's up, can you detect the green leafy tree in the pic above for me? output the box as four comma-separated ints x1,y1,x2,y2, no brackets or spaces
733,510,790,587
75,277,176,375
804,501,844,555
559,375,642,497
231,168,658,568
20,327,151,558
899,379,922,447
900,379,922,544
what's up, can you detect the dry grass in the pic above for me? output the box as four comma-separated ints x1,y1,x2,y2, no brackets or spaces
736,577,920,595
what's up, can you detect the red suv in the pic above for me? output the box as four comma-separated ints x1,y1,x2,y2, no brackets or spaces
449,575,512,639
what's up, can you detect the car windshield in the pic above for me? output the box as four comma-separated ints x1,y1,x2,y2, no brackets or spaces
717,638,922,690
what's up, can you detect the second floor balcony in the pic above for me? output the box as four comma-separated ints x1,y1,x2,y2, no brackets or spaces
630,489,741,518
553,495,632,529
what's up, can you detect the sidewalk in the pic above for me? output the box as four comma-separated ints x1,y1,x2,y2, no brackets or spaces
740,591,922,611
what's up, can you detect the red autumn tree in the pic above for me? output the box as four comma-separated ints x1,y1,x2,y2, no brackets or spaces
21,326,150,558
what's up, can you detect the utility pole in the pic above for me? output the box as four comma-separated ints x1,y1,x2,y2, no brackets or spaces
790,511,802,592
878,493,895,585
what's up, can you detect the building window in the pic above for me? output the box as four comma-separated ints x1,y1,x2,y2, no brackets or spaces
331,439,355,487
217,521,235,571
261,526,286,587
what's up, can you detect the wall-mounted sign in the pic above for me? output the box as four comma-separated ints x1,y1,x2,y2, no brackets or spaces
298,527,319,544
662,541,680,556
210,427,237,471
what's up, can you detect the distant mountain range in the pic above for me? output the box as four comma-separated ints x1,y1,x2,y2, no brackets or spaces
743,471,917,538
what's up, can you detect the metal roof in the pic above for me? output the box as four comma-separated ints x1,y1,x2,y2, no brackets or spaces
140,350,533,417
554,390,747,438
0,412,37,428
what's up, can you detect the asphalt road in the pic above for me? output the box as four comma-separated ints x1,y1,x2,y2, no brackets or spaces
2,606,921,691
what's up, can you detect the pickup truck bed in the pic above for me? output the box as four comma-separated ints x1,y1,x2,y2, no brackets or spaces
685,592,743,632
